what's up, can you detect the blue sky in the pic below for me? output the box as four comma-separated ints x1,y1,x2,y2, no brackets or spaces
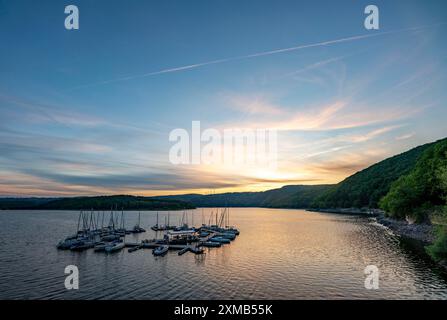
0,0,446,196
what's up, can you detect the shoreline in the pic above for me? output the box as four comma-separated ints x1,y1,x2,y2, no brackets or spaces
307,208,435,243
375,215,435,244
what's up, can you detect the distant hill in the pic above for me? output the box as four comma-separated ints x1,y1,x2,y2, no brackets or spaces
0,195,195,210
0,197,56,209
152,185,332,208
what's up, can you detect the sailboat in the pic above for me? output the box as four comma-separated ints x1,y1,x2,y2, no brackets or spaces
151,211,162,231
131,211,146,233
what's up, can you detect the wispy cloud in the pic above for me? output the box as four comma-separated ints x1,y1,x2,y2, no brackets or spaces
283,53,357,78
70,24,441,90
0,94,105,128
225,94,285,116
349,125,404,143
221,99,415,132
396,133,415,140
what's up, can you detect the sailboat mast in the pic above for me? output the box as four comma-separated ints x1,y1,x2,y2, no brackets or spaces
76,210,82,233
138,211,141,227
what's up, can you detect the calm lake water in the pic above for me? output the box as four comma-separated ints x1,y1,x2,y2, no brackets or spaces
1,208,447,300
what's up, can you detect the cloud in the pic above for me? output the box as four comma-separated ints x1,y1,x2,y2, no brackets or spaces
396,133,415,140
225,94,285,116
348,125,404,143
283,53,356,78
0,94,105,128
221,91,424,133
69,24,440,90
0,131,113,155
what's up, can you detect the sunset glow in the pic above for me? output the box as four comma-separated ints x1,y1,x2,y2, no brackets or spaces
0,0,446,197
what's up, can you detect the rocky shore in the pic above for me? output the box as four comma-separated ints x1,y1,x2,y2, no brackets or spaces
376,215,435,243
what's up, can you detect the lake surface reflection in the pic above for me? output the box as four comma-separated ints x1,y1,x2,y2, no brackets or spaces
0,208,446,299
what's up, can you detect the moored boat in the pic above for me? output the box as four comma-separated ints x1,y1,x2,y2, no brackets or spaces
57,238,83,250
219,233,236,240
70,240,95,251
152,245,169,256
105,241,125,253
94,241,117,252
224,228,240,235
128,245,142,253
201,241,221,247
209,237,231,244
101,234,121,242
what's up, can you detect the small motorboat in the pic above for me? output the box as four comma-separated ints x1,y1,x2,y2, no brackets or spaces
209,237,231,244
105,241,125,253
152,245,169,256
178,247,190,256
70,241,95,251
201,241,221,247
57,238,82,250
225,228,240,235
101,234,121,242
219,233,236,240
94,241,115,252
128,245,142,253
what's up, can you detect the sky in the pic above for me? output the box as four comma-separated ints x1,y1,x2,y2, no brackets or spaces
0,0,446,197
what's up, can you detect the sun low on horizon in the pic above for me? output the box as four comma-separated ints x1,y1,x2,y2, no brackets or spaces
1,0,447,197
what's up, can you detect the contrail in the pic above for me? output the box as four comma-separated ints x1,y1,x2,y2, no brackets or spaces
70,23,442,90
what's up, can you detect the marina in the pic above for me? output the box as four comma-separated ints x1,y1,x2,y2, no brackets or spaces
56,207,240,257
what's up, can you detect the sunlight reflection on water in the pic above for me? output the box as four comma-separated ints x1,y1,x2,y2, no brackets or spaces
0,208,446,299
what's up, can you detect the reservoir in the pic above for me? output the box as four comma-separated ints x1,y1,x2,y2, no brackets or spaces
0,208,446,299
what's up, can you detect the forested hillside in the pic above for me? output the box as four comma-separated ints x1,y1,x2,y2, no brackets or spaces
311,141,438,209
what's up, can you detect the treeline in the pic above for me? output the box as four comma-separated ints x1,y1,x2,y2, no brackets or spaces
0,195,195,210
378,139,447,262
380,139,447,221
0,197,55,209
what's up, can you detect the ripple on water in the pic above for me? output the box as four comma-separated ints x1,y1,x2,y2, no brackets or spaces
1,209,447,299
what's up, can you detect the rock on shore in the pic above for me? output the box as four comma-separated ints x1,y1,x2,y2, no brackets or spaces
376,215,435,243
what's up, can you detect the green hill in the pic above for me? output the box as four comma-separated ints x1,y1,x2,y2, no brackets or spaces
378,139,447,262
380,138,447,221
311,140,441,209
